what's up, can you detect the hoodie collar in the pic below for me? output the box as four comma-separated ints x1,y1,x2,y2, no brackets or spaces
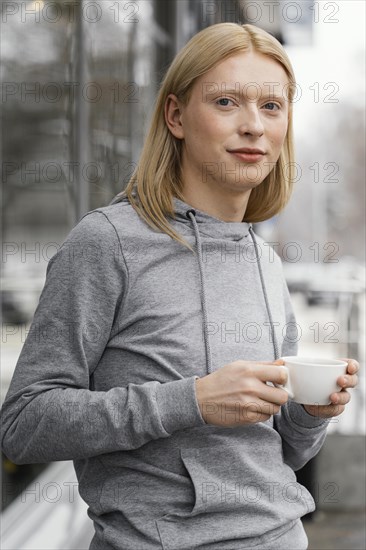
171,197,251,242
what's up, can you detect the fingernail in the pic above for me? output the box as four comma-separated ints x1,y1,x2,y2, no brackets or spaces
342,377,348,386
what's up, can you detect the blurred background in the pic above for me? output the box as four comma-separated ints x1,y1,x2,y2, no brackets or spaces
1,0,365,548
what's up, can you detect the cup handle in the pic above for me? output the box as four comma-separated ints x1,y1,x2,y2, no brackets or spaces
274,366,294,399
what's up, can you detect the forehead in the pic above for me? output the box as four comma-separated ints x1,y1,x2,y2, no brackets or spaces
192,51,289,100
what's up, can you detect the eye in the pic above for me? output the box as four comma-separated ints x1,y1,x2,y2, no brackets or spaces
263,102,280,111
216,97,236,107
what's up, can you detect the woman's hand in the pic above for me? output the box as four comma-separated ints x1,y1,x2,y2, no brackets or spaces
195,359,289,427
303,358,360,418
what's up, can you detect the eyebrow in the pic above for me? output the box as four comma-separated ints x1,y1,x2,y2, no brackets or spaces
216,88,286,101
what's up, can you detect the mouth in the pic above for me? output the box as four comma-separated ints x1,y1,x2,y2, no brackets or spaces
227,149,265,163
228,148,266,155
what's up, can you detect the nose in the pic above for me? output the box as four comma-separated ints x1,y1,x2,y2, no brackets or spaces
237,106,264,137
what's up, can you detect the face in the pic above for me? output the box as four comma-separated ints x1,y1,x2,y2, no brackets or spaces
165,51,290,198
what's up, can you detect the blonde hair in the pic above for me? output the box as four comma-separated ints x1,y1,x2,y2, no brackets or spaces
116,22,297,253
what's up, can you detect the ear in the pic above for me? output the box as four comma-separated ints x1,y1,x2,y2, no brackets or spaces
165,93,185,139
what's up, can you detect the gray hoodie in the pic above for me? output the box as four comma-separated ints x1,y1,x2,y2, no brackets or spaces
1,195,328,549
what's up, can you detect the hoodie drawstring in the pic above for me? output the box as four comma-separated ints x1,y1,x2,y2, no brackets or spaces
186,209,214,374
186,209,280,376
248,226,280,361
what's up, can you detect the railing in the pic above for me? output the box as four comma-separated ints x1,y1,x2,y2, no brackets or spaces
1,461,94,550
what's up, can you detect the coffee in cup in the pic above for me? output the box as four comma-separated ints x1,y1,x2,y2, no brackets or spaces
276,356,348,405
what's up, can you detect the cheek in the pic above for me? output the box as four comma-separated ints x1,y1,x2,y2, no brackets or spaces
186,117,223,147
197,114,221,134
269,122,288,149
184,116,206,141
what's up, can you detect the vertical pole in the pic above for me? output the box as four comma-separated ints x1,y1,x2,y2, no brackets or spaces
127,19,139,166
73,0,90,224
174,0,189,54
154,0,176,71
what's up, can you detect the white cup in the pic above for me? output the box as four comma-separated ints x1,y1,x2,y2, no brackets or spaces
277,356,348,405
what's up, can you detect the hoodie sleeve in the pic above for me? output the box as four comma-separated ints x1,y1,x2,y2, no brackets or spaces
0,211,206,465
273,276,328,471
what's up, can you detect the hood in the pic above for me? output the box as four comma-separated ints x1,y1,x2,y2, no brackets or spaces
172,197,251,242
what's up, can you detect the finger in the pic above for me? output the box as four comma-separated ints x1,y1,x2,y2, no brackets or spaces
340,359,360,374
255,365,288,385
246,360,285,367
307,403,345,418
235,360,285,366
242,398,282,417
337,374,359,389
244,411,272,424
330,390,351,406
259,384,289,406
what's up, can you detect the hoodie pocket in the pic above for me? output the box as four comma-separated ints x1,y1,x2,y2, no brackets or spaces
155,440,314,550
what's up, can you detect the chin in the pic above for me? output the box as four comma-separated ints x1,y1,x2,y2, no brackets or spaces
230,179,266,190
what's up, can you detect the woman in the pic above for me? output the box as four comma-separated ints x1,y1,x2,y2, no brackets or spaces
1,23,359,549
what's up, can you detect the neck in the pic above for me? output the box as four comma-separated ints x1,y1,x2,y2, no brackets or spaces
180,184,251,223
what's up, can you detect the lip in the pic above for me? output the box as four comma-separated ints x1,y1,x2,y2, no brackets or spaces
228,151,265,163
228,148,265,154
